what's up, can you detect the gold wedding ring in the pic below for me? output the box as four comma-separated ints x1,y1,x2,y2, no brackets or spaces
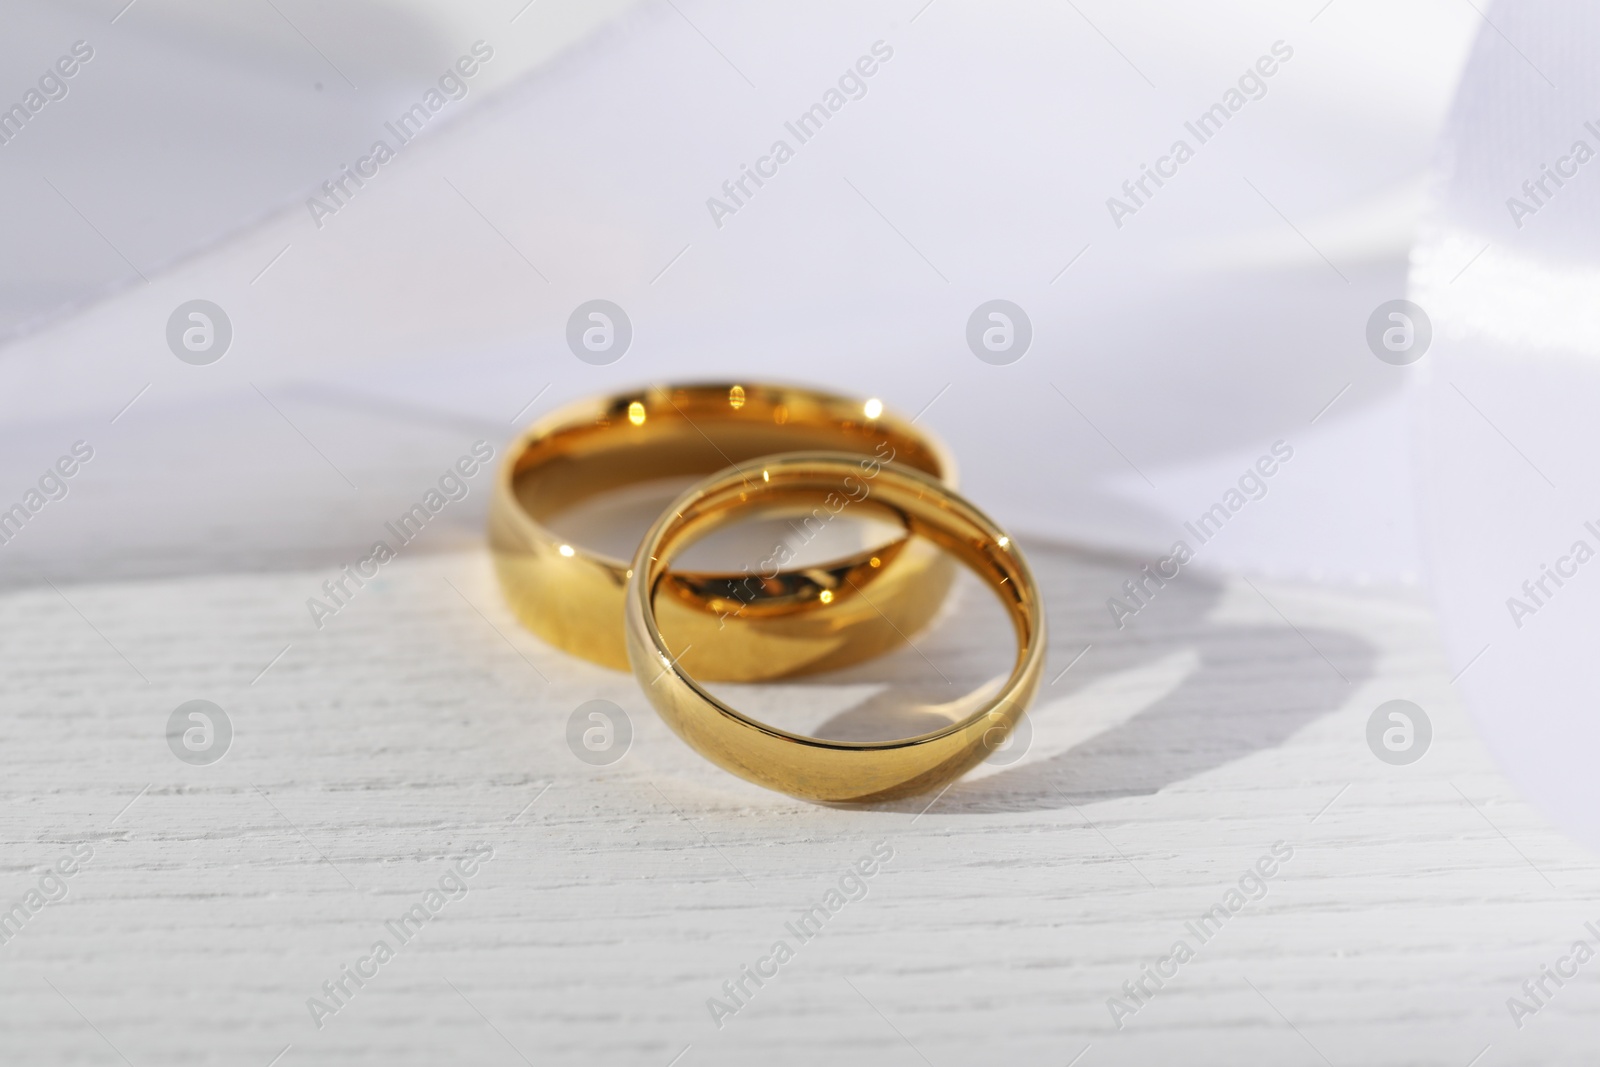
489,383,956,681
625,453,1045,803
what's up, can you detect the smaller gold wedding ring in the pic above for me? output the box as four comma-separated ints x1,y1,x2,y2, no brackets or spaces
488,383,956,681
625,453,1046,803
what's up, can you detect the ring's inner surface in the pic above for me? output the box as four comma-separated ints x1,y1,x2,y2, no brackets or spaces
512,386,944,568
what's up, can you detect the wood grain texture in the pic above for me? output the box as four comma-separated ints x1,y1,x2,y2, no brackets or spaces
1,539,1595,1067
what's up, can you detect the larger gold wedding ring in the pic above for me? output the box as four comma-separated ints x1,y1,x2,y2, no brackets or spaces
489,383,956,681
625,453,1046,803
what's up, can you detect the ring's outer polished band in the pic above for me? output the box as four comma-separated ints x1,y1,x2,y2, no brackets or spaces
625,453,1046,803
488,383,956,681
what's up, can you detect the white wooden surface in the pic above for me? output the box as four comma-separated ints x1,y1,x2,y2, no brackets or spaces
3,535,1597,1067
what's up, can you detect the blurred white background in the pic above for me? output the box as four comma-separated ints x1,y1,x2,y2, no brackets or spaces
0,0,1479,590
